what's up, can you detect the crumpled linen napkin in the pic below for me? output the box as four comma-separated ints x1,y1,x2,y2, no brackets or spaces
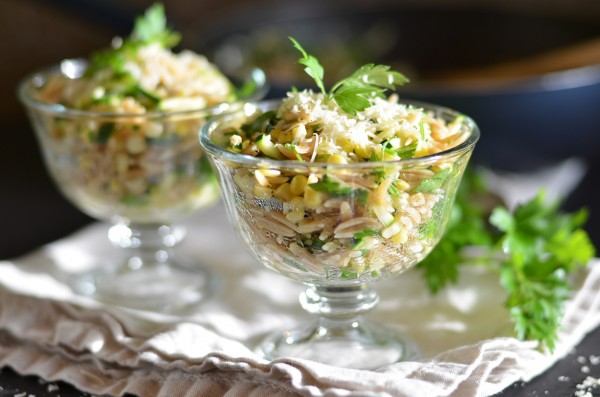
0,159,597,397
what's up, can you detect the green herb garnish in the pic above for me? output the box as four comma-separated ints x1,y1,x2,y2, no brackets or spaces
353,228,379,249
418,168,595,351
415,167,452,193
341,268,359,280
309,175,369,205
132,3,181,47
289,37,409,115
241,110,277,134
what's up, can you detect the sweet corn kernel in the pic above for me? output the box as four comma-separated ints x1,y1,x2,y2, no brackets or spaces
303,186,323,209
290,175,308,195
278,130,293,143
286,209,305,224
288,196,305,212
145,122,163,138
354,144,370,159
327,154,347,164
114,153,129,174
253,185,273,199
274,183,294,201
292,124,307,143
322,241,338,252
126,134,146,155
390,229,409,244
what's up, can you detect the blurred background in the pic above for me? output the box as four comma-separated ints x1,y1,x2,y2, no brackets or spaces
2,0,600,258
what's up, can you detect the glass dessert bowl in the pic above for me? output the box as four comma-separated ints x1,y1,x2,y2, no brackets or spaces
18,58,266,313
201,99,479,368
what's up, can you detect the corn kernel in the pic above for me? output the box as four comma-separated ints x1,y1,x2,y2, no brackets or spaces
322,241,338,252
114,153,129,174
292,124,307,143
390,229,409,244
253,185,273,199
290,175,308,195
288,196,305,212
354,144,370,159
145,122,163,138
274,183,294,201
126,134,146,155
327,154,347,164
286,209,305,224
304,186,323,209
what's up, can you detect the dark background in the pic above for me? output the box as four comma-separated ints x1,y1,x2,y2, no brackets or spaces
1,0,600,396
3,0,600,260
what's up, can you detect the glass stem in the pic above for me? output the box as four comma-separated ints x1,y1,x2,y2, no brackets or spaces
108,221,186,269
300,284,379,319
296,284,380,343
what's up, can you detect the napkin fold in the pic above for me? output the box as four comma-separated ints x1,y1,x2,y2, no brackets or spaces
0,159,597,397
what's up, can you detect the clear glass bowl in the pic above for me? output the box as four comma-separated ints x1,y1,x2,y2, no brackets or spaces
18,59,267,313
200,100,479,368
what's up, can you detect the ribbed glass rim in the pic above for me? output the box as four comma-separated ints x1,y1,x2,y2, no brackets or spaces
200,99,480,170
17,58,268,119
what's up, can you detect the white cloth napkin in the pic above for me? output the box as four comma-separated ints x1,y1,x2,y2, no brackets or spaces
0,159,597,397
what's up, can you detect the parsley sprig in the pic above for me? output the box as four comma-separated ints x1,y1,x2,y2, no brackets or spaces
418,169,595,351
289,37,409,115
86,3,180,77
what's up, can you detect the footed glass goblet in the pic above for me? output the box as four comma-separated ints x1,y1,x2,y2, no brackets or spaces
18,59,266,313
201,101,479,368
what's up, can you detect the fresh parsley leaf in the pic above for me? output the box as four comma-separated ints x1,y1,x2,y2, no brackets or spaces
417,170,494,293
340,268,358,280
415,167,452,193
419,169,596,352
284,143,304,162
334,64,409,91
353,228,379,249
332,85,378,115
309,175,352,195
289,37,326,94
96,123,115,143
133,3,181,48
86,3,180,77
309,175,369,205
396,142,418,159
241,110,277,134
287,38,409,115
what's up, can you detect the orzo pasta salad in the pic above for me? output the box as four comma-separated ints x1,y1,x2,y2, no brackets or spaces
37,4,234,112
205,38,476,283
25,4,240,223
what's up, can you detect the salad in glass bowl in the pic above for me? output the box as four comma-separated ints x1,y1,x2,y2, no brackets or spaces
18,4,266,313
200,38,478,367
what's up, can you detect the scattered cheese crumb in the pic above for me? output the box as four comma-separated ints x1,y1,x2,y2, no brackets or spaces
47,383,60,392
574,376,600,397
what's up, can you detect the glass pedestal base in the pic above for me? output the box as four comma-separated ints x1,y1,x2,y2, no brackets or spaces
71,260,213,314
257,317,419,369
